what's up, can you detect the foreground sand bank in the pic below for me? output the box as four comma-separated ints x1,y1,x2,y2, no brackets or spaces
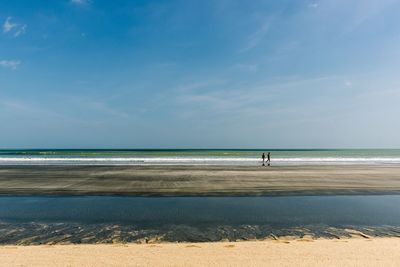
1,238,399,266
1,165,400,196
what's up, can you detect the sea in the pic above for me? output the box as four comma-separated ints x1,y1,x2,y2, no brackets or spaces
0,149,400,165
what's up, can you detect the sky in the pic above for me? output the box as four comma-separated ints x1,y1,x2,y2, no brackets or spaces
1,0,400,149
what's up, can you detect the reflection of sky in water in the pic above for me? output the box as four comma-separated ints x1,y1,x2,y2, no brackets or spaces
1,196,400,227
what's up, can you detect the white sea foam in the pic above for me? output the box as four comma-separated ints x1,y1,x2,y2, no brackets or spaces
1,157,400,165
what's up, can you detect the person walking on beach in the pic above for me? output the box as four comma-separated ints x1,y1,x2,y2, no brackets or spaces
262,153,266,166
267,152,271,166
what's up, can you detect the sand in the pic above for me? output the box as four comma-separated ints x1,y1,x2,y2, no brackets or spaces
1,165,400,266
1,165,400,196
0,238,399,266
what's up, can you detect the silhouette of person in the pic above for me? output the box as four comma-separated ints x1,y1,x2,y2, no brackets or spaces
262,153,266,166
267,152,271,166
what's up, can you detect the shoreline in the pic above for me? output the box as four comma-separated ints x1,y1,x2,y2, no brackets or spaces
1,164,400,196
2,220,400,245
1,237,399,266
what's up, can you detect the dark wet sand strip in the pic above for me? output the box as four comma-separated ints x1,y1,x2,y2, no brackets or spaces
1,165,400,196
1,221,400,245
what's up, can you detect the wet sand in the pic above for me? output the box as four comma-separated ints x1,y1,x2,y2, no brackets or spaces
1,238,399,267
1,165,400,196
1,221,399,245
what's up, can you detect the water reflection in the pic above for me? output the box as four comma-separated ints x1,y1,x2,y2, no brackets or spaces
1,196,400,244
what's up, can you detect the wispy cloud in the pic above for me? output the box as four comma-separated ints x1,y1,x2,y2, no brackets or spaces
344,80,353,87
0,95,129,126
3,17,17,33
2,17,26,37
0,60,21,70
232,63,258,72
14,24,26,37
0,98,85,125
59,94,130,119
352,0,397,28
71,0,91,6
0,99,49,117
84,100,129,119
238,18,272,53
176,79,227,92
172,75,342,122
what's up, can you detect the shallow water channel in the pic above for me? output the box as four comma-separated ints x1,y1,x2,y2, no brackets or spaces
1,196,400,244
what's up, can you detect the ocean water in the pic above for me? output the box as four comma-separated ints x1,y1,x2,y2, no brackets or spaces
0,149,400,166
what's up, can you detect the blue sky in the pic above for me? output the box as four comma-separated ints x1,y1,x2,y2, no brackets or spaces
1,0,400,148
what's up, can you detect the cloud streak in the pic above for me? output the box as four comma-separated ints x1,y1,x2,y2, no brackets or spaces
14,24,26,37
70,0,91,5
172,75,343,122
238,18,272,53
233,63,258,72
0,60,21,70
3,17,17,33
2,17,26,37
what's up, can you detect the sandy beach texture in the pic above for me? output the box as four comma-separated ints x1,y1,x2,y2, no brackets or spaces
1,165,400,196
0,238,399,267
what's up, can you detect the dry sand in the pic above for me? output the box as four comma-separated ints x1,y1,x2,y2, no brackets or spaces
1,165,400,196
1,238,399,266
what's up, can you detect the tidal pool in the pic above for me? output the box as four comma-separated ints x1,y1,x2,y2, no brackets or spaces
1,195,400,244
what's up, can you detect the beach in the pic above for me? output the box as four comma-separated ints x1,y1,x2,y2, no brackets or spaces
1,238,400,267
3,0,400,264
1,165,400,196
1,150,400,266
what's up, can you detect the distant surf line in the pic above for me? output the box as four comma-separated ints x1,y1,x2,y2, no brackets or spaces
1,156,400,165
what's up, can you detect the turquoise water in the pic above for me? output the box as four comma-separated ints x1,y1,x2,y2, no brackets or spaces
0,149,400,165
